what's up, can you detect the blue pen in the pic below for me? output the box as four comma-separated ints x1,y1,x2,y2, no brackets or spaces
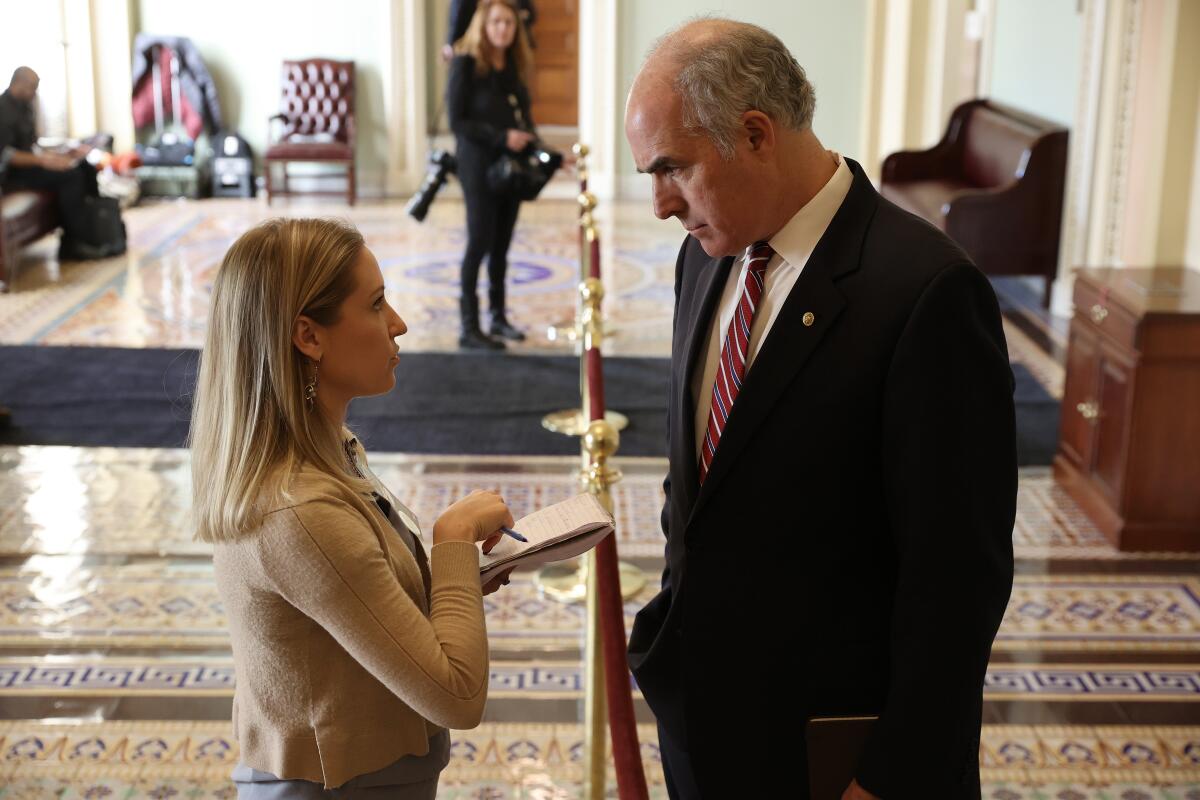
500,526,528,543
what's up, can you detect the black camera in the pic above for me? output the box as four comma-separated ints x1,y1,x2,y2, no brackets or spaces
488,143,563,200
406,149,457,222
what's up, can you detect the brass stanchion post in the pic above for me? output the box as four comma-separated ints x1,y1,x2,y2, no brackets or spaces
536,279,645,604
582,419,619,800
582,546,607,800
543,146,627,436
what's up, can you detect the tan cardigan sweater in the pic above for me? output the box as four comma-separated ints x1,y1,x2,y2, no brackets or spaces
212,462,488,789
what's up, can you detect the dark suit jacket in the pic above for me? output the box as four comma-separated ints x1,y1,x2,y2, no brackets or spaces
627,158,1016,799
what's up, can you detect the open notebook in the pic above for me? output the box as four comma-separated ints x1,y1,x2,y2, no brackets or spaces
479,493,615,583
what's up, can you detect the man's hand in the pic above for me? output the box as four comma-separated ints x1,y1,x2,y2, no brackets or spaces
40,153,74,171
842,779,880,800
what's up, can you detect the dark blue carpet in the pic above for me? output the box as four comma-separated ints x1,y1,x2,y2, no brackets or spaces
0,345,1058,464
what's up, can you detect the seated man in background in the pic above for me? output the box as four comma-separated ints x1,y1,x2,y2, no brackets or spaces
0,66,109,260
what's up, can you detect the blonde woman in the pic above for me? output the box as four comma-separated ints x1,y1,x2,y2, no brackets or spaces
191,218,515,798
447,0,537,349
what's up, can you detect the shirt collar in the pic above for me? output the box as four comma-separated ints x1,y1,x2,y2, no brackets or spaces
755,151,852,270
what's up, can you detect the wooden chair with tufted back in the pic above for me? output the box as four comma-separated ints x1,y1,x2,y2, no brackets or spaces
263,58,356,206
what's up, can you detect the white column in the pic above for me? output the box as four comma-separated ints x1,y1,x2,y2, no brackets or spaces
578,0,618,200
61,0,97,139
87,0,135,153
386,0,429,197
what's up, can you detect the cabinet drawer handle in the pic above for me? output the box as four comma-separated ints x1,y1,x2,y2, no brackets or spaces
1091,304,1109,324
1076,401,1099,422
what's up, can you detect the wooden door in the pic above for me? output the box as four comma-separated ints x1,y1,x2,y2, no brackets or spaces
1091,344,1136,509
528,0,578,126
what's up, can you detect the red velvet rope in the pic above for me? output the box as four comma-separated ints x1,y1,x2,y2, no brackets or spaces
586,241,649,800
589,235,602,282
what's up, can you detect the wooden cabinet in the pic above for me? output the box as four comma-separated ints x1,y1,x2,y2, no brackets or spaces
1054,267,1200,551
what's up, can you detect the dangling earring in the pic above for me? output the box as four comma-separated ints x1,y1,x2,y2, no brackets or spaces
304,359,321,411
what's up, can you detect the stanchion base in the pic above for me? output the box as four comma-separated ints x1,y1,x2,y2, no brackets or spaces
534,560,648,603
534,562,588,603
544,322,620,344
541,410,629,436
546,322,580,343
616,561,648,600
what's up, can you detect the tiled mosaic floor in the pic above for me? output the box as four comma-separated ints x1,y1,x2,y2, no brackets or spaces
1,196,1197,795
2,448,1185,562
0,197,1066,398
0,198,679,358
2,564,1198,653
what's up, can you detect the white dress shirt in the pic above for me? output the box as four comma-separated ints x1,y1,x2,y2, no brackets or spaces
691,152,853,459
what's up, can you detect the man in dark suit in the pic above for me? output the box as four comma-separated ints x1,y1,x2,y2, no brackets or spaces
624,18,1016,800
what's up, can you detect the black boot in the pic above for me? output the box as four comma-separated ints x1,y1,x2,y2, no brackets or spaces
459,296,504,351
488,285,526,341
489,310,526,341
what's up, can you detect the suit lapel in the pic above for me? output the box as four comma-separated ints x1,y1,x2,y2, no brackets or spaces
684,158,879,530
674,253,735,515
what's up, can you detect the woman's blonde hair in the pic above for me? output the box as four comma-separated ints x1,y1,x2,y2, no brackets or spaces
455,0,533,85
190,217,371,543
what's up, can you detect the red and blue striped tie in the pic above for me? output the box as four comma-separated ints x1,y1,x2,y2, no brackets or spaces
699,241,774,485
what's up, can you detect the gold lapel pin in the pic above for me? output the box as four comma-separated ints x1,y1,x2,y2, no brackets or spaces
802,312,815,327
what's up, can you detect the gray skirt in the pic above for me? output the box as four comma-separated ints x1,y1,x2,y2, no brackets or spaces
231,730,451,799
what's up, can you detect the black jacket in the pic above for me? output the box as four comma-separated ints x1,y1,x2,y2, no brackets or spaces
446,54,533,182
0,89,37,182
627,158,1016,799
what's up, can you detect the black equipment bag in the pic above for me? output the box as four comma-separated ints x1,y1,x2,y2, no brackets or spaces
79,196,127,255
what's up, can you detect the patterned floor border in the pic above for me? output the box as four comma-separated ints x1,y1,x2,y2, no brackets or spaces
1,721,1198,796
2,657,1200,703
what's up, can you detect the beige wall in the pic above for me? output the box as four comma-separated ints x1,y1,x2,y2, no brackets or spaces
987,0,1082,127
133,0,395,192
0,2,70,138
614,0,870,187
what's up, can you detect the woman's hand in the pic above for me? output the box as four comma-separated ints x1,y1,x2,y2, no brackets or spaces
506,129,535,152
433,490,514,549
482,567,515,595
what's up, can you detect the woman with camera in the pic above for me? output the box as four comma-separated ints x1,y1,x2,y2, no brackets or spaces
447,0,536,350
192,217,516,797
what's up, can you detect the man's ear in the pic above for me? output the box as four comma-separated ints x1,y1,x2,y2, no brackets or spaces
742,110,775,156
292,315,323,362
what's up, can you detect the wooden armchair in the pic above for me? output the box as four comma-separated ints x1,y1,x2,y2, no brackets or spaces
263,59,356,206
881,99,1068,307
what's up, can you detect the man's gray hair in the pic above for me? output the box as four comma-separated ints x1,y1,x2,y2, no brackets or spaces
647,18,816,159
